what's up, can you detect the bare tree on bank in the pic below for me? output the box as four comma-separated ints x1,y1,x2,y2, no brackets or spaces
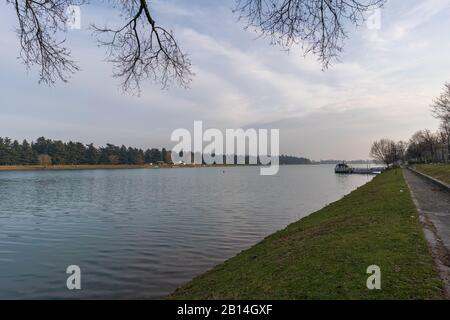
431,83,450,161
438,124,450,162
372,83,450,165
403,130,448,164
370,139,395,167
370,139,399,167
440,122,450,162
431,83,450,122
6,0,386,93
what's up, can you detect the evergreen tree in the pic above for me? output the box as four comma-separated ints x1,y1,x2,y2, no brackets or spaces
0,137,172,166
10,140,20,164
33,137,51,155
49,140,66,165
20,140,37,164
1,137,13,165
149,149,162,163
162,148,168,163
119,145,129,164
85,143,99,164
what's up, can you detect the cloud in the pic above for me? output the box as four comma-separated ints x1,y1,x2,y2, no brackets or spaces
365,0,450,46
153,0,205,17
0,0,447,159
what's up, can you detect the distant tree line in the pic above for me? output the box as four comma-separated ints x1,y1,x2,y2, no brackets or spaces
0,137,171,166
279,155,312,165
370,82,450,167
317,160,379,165
0,136,312,166
175,154,312,165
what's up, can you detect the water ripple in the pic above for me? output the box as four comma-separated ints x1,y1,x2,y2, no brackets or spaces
0,165,372,299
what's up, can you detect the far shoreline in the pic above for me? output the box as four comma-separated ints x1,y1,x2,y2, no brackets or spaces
0,164,215,172
0,163,319,172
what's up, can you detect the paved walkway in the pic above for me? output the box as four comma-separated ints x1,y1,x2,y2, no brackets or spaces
403,169,450,296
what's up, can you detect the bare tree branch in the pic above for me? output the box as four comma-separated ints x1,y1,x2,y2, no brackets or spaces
431,82,450,123
92,0,193,93
370,138,401,167
7,0,85,84
7,0,387,92
234,0,386,68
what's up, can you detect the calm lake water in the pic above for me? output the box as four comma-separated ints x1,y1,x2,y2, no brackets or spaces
0,165,373,299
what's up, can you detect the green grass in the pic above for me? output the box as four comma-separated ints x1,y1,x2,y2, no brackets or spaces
415,164,450,184
169,170,445,300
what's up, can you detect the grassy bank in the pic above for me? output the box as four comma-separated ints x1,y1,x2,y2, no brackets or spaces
0,164,162,171
415,164,450,184
169,170,445,300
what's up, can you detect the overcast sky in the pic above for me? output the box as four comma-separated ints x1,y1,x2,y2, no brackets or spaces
1,0,449,160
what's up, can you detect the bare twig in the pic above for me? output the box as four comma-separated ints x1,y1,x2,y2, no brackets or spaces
234,0,386,68
7,0,387,92
92,0,193,93
431,83,450,123
8,0,85,84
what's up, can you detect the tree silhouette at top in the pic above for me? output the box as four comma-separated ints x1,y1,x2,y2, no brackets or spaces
7,0,385,94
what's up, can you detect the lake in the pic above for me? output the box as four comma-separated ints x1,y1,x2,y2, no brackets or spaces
0,165,373,299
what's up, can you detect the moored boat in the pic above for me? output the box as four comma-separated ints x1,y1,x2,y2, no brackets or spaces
335,162,353,174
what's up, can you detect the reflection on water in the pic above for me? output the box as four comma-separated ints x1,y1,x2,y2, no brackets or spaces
0,165,372,299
